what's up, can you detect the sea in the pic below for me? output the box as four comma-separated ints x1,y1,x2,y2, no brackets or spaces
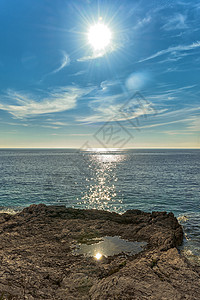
0,149,199,263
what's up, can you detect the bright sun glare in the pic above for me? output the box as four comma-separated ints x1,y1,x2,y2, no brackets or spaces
95,252,102,260
88,23,112,51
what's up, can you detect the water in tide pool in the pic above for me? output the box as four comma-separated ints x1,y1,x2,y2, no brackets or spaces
0,149,199,263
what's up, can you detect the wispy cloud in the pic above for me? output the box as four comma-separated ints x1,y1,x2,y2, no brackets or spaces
139,118,194,129
71,70,87,76
132,16,152,31
51,51,70,74
40,51,70,82
147,85,197,102
51,133,91,136
77,51,107,62
155,105,200,119
77,94,159,124
0,86,91,119
164,130,193,135
0,121,29,127
139,41,200,63
41,125,60,129
78,104,159,124
162,13,188,31
187,116,200,131
68,133,92,136
158,52,195,64
77,44,116,62
48,121,70,126
76,75,161,124
160,116,200,134
137,106,200,133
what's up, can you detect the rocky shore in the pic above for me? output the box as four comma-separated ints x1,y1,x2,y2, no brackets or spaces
0,204,200,299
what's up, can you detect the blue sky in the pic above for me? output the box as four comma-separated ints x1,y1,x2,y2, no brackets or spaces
0,0,199,148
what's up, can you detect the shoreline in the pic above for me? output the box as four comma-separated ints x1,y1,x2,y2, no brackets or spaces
1,205,199,265
0,204,200,299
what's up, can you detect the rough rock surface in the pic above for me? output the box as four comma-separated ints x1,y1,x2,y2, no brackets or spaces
0,204,199,299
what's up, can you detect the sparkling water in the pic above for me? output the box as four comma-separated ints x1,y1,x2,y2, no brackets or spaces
0,149,199,262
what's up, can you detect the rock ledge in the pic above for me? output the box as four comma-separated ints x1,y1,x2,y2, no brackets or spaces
0,204,199,299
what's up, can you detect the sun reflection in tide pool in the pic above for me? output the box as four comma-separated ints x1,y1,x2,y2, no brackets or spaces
78,153,125,212
72,236,147,258
95,252,102,260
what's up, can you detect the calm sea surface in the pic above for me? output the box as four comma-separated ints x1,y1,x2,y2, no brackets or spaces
0,149,199,262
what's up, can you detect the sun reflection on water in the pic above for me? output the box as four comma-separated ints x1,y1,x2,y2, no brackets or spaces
78,153,125,212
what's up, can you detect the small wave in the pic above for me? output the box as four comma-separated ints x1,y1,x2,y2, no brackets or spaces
177,215,189,223
181,247,200,265
0,207,20,214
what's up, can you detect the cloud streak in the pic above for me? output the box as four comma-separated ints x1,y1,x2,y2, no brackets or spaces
77,44,116,62
77,51,107,62
187,116,200,131
0,86,90,119
77,95,159,124
139,41,200,63
132,16,152,31
40,51,70,82
51,51,70,74
162,13,188,31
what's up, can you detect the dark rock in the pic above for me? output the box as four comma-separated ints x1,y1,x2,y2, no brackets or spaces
0,204,199,299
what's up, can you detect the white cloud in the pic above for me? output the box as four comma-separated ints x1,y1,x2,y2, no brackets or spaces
100,79,121,91
51,51,70,74
40,51,70,82
77,95,158,124
187,116,200,131
41,125,60,129
159,116,200,133
139,118,194,129
68,133,92,136
77,44,116,62
162,13,188,31
0,121,29,127
0,86,90,119
137,106,200,132
139,41,200,63
71,70,87,76
147,85,197,103
78,101,164,125
164,130,193,135
77,51,106,62
51,133,92,136
48,121,70,126
156,106,200,119
76,76,158,124
132,16,152,31
161,85,196,93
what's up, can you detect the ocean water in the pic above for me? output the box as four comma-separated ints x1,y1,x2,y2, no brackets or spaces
0,149,199,262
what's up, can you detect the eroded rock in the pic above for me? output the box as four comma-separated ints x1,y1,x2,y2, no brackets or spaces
0,204,199,299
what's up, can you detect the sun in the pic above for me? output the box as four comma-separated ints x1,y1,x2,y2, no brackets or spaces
88,23,112,51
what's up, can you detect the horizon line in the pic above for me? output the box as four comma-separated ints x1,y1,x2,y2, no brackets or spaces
0,147,199,150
